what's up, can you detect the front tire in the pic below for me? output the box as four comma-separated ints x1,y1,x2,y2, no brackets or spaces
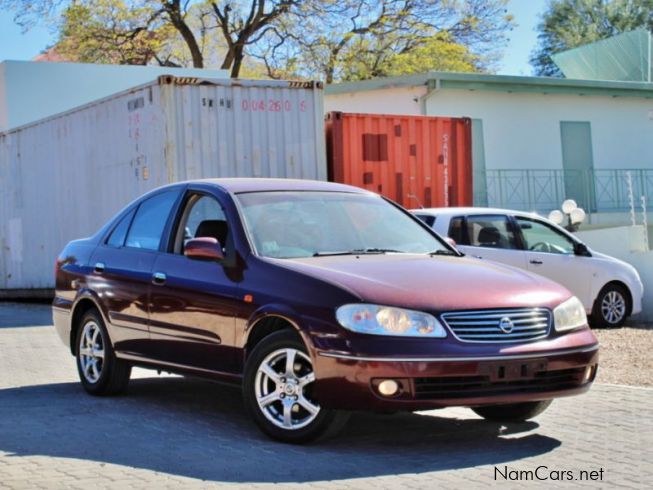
75,309,131,395
243,330,349,443
591,284,629,328
472,400,552,422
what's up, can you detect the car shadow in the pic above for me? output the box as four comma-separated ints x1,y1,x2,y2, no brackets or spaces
0,301,53,328
0,377,560,483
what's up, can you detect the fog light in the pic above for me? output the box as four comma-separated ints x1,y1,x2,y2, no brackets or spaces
583,365,596,383
377,379,399,397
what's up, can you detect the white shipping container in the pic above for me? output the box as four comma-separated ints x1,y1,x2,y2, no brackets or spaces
0,76,326,293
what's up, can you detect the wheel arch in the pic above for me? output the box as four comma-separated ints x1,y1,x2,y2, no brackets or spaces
244,309,307,363
69,293,109,355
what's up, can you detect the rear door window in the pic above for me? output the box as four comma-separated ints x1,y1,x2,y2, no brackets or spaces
106,209,135,248
125,191,180,251
465,215,518,249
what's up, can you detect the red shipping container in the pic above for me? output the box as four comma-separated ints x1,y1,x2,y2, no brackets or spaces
325,111,473,208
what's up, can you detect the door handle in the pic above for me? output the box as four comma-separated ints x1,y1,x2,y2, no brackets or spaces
94,262,105,273
152,272,167,286
530,259,543,265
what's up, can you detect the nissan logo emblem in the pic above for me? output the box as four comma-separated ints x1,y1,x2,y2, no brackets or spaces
499,317,514,333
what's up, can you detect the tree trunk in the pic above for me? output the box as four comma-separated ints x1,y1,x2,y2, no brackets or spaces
230,45,245,78
175,20,204,68
221,49,235,70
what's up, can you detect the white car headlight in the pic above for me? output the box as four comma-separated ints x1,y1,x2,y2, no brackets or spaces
336,304,447,337
553,296,587,332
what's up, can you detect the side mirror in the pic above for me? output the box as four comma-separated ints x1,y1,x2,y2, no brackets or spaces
574,242,591,257
184,237,225,261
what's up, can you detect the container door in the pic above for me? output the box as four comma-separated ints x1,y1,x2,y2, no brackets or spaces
560,121,596,211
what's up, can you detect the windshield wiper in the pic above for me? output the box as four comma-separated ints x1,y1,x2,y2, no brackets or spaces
312,251,358,257
312,248,403,257
351,248,404,254
429,249,460,256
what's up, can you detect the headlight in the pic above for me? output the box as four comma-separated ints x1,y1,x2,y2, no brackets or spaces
336,304,446,337
553,296,587,331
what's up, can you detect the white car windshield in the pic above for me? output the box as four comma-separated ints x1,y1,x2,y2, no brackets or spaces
236,191,451,259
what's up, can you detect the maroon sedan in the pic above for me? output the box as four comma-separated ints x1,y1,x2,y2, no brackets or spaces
53,179,598,443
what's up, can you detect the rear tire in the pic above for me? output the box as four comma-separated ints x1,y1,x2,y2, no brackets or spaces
472,400,552,422
75,309,131,396
243,330,349,443
591,284,630,328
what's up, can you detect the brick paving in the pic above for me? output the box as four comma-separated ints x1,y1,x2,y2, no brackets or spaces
0,302,651,489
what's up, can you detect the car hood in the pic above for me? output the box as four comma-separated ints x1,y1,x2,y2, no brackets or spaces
273,254,572,312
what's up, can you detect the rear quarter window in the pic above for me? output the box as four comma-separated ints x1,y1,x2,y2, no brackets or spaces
106,209,135,247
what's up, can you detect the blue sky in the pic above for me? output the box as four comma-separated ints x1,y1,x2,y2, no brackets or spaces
0,0,547,75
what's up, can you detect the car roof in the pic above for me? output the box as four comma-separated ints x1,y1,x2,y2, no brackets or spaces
411,207,544,219
174,178,370,195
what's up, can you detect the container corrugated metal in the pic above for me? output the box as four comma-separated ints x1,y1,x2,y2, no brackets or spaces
325,111,472,208
0,76,326,292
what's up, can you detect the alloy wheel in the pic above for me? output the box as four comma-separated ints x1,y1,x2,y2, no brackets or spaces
601,290,626,325
78,320,105,383
254,348,320,430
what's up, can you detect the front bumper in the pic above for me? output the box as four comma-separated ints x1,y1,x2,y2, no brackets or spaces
311,328,599,411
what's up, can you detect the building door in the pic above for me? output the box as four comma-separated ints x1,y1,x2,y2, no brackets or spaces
471,119,488,206
560,121,596,211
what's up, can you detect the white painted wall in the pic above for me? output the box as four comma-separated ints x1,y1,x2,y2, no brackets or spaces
325,86,427,116
0,60,228,132
424,89,653,171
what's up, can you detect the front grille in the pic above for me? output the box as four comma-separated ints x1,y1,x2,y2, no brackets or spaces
413,367,585,400
441,308,551,343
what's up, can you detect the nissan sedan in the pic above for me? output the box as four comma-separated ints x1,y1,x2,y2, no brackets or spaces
53,179,599,443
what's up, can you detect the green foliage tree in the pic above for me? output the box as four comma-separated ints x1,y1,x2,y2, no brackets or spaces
53,0,177,66
253,0,512,82
531,0,653,76
3,0,513,81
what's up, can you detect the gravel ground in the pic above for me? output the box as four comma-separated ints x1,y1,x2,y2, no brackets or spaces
593,324,653,387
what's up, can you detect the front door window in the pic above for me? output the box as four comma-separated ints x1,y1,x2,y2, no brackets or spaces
517,218,575,254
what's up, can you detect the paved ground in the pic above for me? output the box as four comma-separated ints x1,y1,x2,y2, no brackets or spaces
0,303,651,489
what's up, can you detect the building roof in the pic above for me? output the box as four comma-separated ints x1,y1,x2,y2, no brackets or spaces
552,29,652,82
325,71,653,99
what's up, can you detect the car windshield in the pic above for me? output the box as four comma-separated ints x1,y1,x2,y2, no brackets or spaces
236,191,450,259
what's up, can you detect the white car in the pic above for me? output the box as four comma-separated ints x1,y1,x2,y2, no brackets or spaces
412,207,643,328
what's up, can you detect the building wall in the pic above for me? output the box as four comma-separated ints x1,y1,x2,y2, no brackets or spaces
424,89,653,171
0,60,228,132
325,86,427,116
325,86,653,171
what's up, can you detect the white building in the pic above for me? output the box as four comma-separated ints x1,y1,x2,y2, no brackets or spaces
325,72,653,222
